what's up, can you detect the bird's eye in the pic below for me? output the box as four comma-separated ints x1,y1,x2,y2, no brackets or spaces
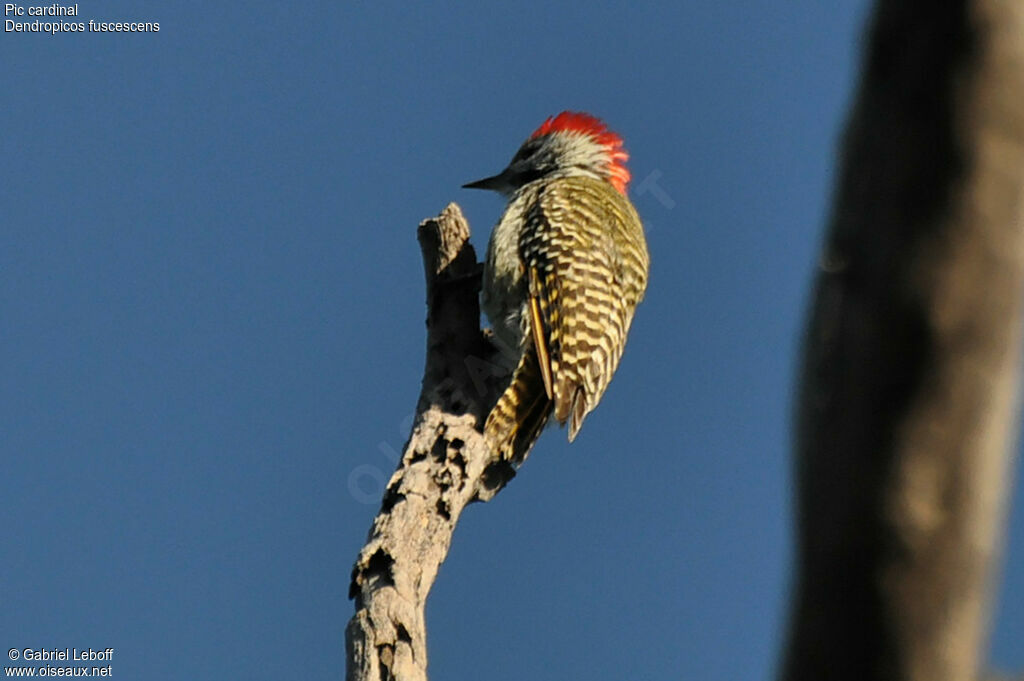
511,140,541,164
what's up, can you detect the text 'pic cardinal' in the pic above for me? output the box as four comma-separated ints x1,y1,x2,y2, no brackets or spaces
465,111,650,463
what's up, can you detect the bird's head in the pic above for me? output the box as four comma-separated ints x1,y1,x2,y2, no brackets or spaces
463,111,631,196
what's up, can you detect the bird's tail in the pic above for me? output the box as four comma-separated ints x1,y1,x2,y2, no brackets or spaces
484,344,552,464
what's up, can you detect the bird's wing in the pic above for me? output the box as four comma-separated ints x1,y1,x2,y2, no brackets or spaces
519,178,648,441
527,266,555,400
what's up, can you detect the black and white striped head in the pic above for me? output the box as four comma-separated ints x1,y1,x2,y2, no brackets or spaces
464,111,631,197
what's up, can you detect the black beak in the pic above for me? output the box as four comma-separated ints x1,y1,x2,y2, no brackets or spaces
462,172,510,192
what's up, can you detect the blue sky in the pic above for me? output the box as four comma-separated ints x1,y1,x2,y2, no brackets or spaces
2,1,1020,679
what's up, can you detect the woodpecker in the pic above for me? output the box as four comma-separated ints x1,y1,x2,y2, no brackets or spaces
464,111,650,463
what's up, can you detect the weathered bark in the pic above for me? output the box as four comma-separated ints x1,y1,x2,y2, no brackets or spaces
784,2,1024,681
346,204,514,681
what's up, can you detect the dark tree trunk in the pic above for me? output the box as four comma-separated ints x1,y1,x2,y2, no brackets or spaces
783,2,1024,680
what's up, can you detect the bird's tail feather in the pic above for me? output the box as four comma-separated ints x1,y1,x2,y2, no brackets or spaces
484,344,552,464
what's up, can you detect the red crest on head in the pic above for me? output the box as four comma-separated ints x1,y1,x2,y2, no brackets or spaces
530,111,631,194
